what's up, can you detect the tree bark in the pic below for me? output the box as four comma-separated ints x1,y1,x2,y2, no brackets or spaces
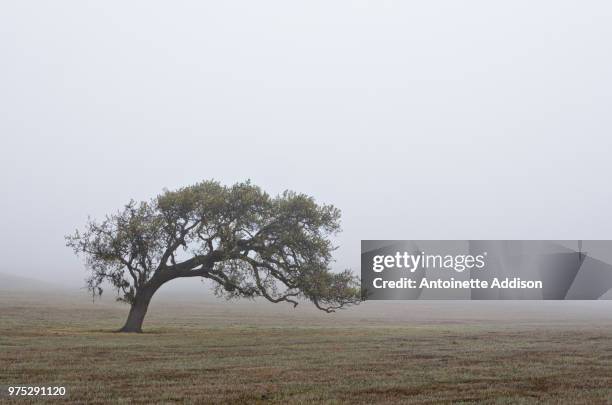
118,283,160,333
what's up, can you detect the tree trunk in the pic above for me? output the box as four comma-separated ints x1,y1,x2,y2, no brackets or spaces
118,284,159,333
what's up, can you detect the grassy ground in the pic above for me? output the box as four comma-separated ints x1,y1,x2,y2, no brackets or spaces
1,290,611,404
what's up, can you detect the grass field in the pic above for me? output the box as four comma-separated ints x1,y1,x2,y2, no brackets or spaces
1,289,611,404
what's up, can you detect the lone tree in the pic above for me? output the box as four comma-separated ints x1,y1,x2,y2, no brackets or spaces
67,180,360,332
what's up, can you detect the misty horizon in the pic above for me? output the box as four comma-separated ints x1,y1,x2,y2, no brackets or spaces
2,1,612,287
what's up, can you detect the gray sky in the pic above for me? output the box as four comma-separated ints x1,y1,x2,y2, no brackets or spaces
1,1,611,286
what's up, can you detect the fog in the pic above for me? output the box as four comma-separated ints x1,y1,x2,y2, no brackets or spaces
1,1,611,287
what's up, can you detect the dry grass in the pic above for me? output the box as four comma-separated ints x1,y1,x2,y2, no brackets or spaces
1,290,611,404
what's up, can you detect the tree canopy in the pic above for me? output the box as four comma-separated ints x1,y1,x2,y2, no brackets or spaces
67,180,360,328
